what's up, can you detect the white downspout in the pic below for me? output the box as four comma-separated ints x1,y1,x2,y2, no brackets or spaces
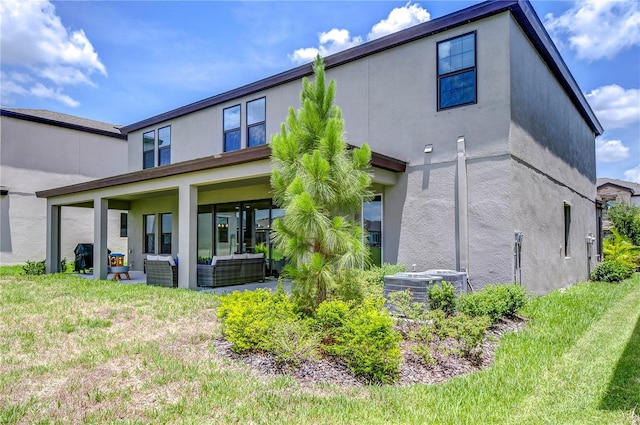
457,136,469,274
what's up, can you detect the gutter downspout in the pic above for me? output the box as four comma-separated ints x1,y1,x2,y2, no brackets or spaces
456,136,469,275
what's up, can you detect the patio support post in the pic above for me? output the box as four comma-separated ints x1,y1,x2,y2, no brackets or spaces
93,197,109,280
178,183,197,289
45,201,61,274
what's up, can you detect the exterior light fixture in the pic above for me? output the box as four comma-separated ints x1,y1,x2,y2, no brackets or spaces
424,144,433,153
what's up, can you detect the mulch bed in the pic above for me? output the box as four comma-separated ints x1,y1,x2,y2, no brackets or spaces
212,316,528,387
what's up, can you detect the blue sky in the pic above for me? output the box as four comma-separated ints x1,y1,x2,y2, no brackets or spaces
1,0,638,182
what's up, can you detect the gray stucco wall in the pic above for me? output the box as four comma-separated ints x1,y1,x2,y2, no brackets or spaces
0,116,129,265
508,16,597,292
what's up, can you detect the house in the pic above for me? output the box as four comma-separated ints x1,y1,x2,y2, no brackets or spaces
597,177,640,236
0,108,128,265
36,0,602,294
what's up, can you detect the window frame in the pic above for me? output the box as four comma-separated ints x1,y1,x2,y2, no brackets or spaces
157,125,171,166
247,97,266,147
437,31,477,111
223,104,241,152
120,213,128,238
143,214,156,254
160,212,172,254
564,202,571,257
143,130,155,169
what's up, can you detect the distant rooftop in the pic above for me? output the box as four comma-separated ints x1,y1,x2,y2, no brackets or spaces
1,108,126,139
597,177,640,195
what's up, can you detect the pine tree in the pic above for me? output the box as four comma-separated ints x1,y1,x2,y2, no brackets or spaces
270,56,372,312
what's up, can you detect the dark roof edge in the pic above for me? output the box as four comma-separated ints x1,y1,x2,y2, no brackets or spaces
36,144,406,199
0,109,127,140
120,1,602,136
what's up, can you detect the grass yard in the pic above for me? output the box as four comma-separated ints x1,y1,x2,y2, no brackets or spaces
1,268,639,424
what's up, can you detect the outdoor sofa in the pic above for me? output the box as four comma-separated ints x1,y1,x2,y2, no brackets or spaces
144,255,178,287
197,253,265,287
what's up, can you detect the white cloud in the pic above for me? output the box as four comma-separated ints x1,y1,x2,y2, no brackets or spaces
595,137,630,163
290,29,363,65
544,0,640,61
0,0,106,107
289,2,430,64
368,2,430,41
586,85,640,129
29,83,80,108
624,164,640,183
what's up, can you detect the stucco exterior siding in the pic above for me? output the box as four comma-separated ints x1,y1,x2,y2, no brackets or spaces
0,114,128,265
508,16,596,195
510,157,596,293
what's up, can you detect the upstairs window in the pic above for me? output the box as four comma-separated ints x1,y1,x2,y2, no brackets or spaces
247,97,266,147
158,126,171,166
223,105,241,152
143,130,155,169
438,32,476,110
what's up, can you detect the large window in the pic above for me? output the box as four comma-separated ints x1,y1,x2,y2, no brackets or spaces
363,195,383,267
437,32,476,110
158,126,171,166
144,214,156,253
143,130,155,169
247,97,266,147
160,213,172,254
223,105,241,152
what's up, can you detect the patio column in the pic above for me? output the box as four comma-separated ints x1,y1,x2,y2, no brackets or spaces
45,201,61,274
93,197,109,280
178,183,197,289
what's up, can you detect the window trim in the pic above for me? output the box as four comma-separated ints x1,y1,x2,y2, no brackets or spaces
223,104,241,152
564,202,571,258
143,214,156,254
437,31,477,111
160,212,172,255
143,130,155,169
247,97,266,147
157,125,171,166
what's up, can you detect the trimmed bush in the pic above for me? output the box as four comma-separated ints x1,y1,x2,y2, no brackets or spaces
428,281,457,316
590,260,635,283
386,289,427,320
457,283,528,324
316,298,402,384
217,287,300,353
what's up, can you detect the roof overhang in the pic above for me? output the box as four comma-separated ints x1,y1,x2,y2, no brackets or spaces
120,0,602,137
36,144,406,200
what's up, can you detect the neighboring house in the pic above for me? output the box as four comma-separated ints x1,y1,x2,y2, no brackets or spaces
0,108,128,265
37,0,602,294
597,177,640,235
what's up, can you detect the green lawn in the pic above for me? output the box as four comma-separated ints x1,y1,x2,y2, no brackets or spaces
1,269,638,424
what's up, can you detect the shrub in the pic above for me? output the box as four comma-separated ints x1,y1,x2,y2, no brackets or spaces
316,298,402,384
590,260,635,283
386,289,427,320
439,313,490,356
267,318,320,366
457,283,528,323
428,281,457,316
217,287,299,353
23,260,45,276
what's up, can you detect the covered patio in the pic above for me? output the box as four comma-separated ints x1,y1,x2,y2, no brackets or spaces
37,145,405,290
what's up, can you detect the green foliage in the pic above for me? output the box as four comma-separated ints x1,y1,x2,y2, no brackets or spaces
270,55,372,312
217,288,299,353
590,260,635,283
457,284,528,324
410,343,436,366
361,263,407,287
23,260,46,276
267,318,321,366
316,299,402,384
606,202,640,246
386,289,427,320
428,282,457,316
603,229,640,269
